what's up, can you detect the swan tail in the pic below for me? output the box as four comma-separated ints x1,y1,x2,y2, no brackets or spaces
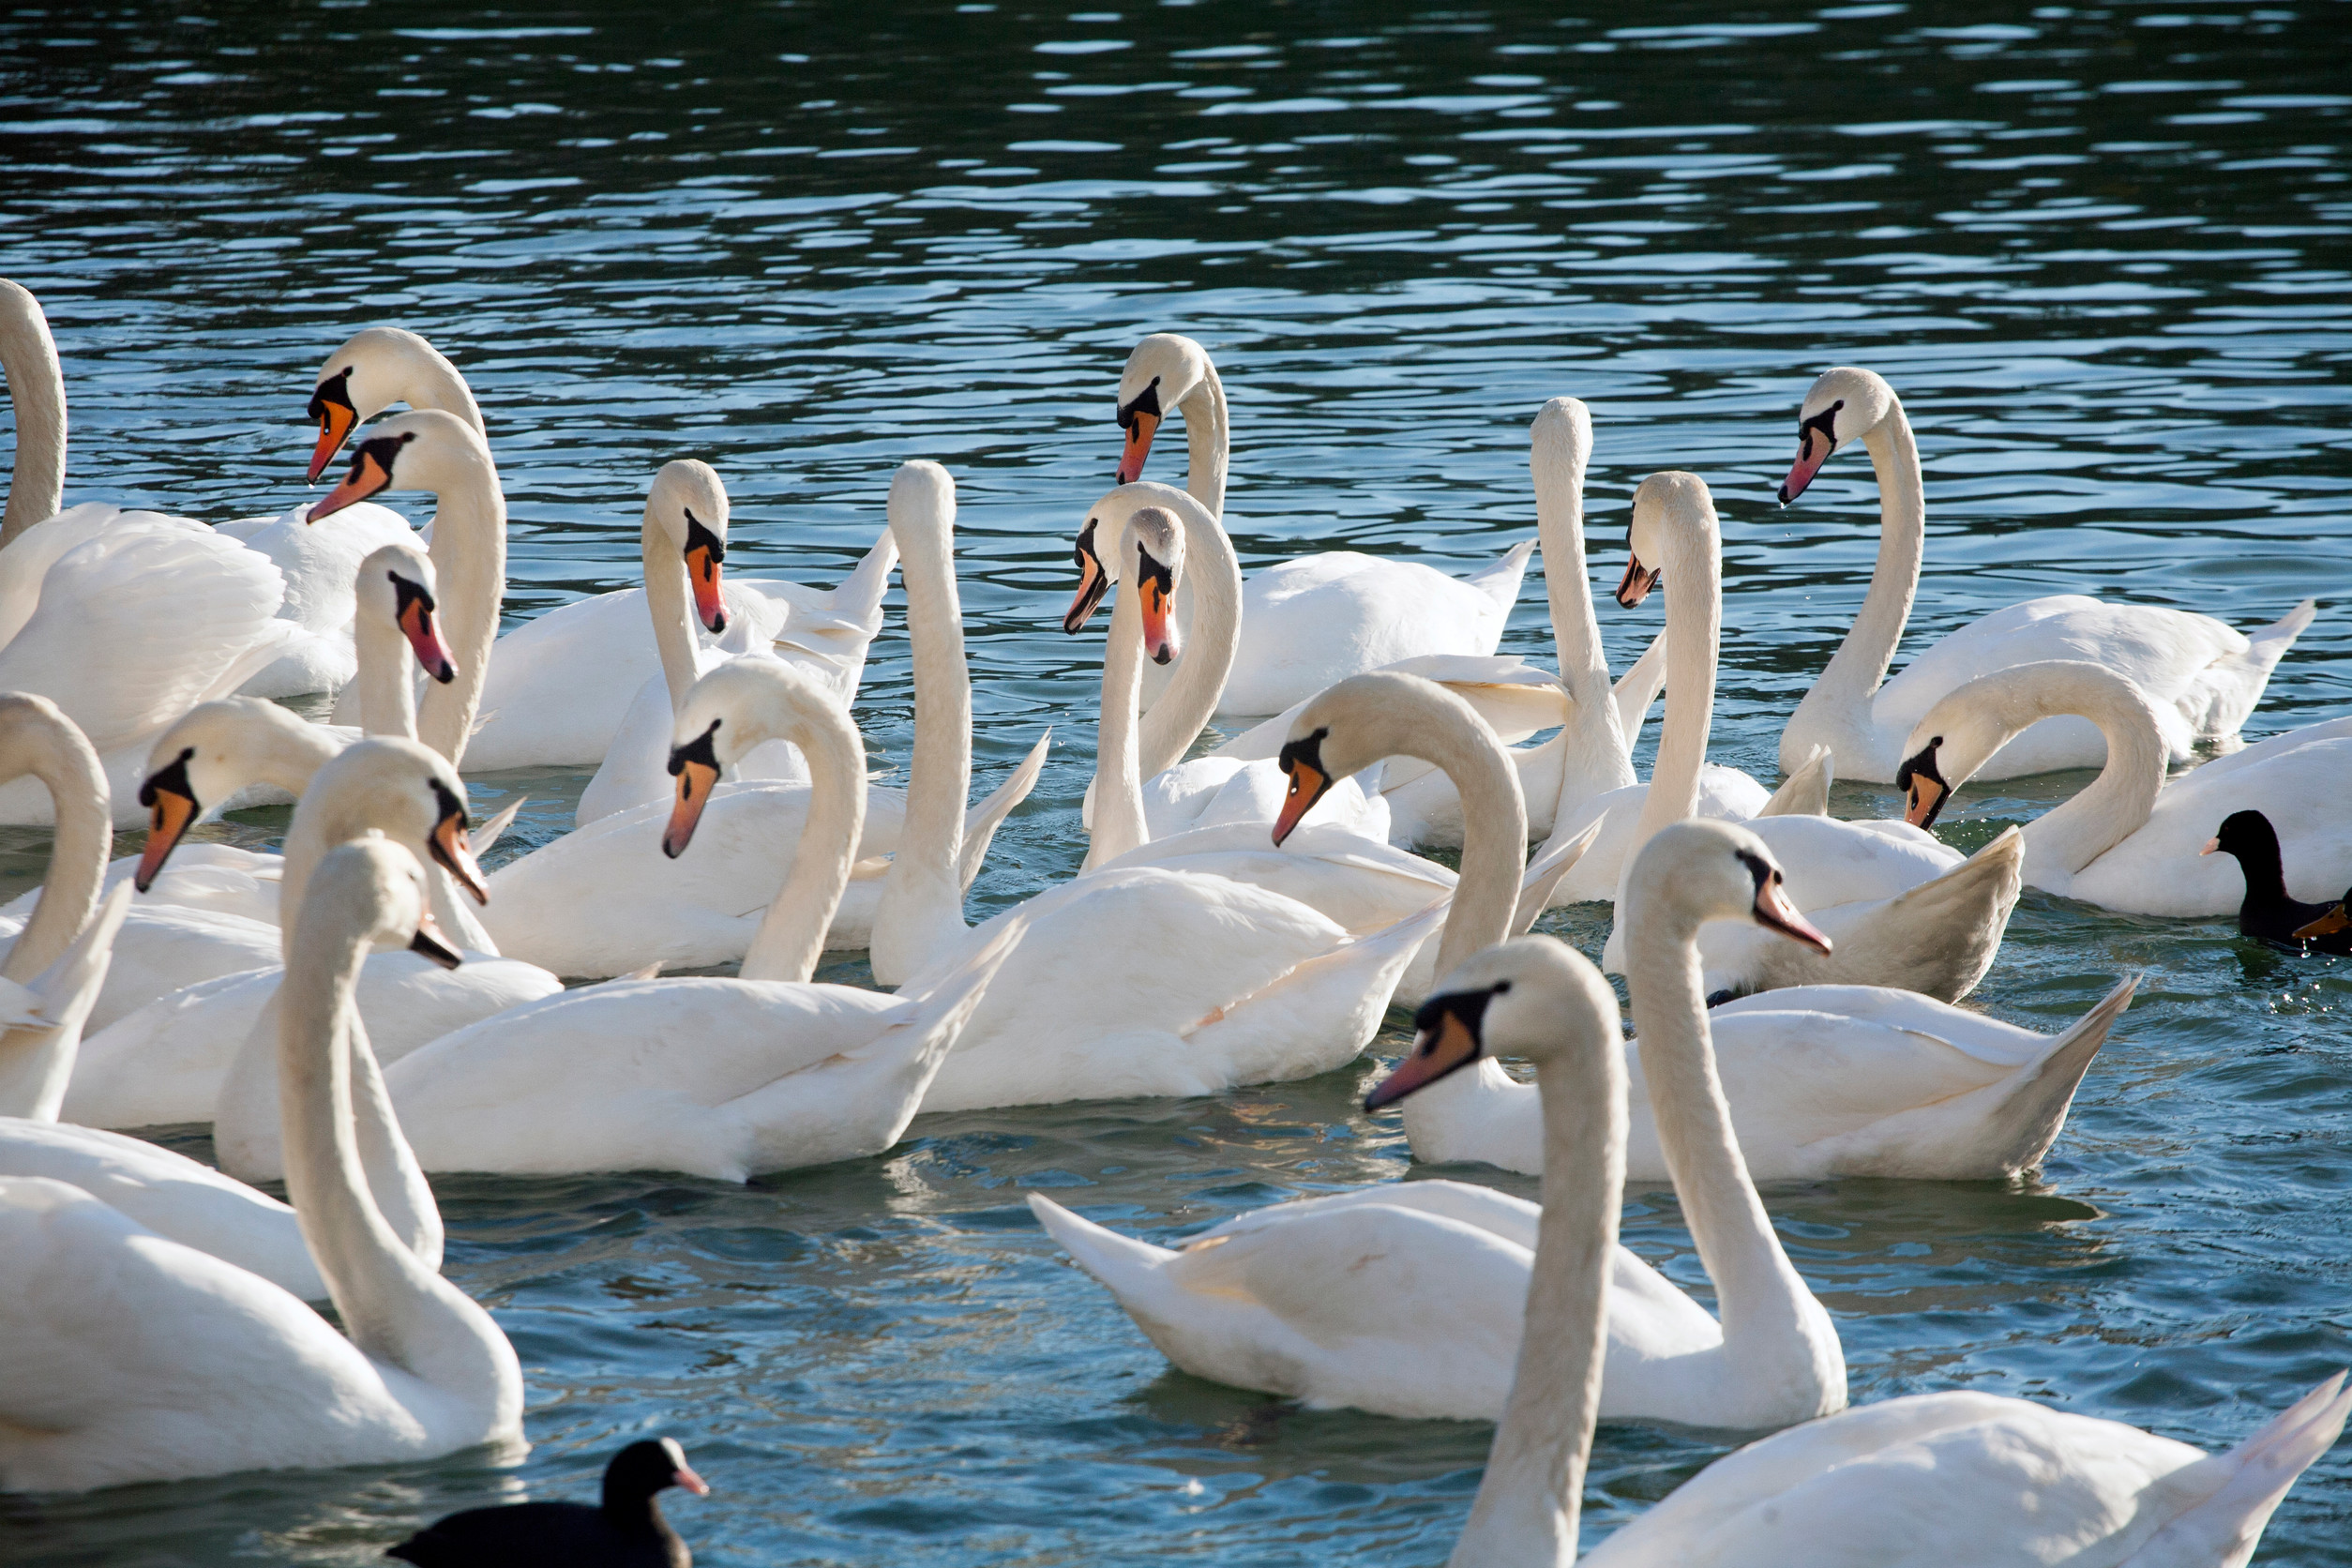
958,730,1051,893
1868,825,2025,1003
900,915,1028,1062
1183,898,1445,1090
1611,627,1667,754
2188,598,2319,740
1978,972,2136,1175
1757,746,1832,818
1029,1193,1180,1298
2122,1371,2351,1568
1463,536,1537,613
0,882,130,1123
1515,818,1605,935
824,525,902,630
472,795,526,858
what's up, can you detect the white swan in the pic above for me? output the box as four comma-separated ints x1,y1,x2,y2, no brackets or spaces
383,656,1020,1180
1033,822,1849,1432
477,461,1043,978
1343,927,2349,1568
1081,331,1533,716
64,718,556,1142
0,837,523,1492
1777,365,2314,782
1898,660,2352,915
307,325,897,774
1589,471,2022,1003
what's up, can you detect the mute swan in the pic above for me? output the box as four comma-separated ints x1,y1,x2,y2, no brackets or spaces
1897,660,2352,915
384,656,1020,1180
1590,471,2021,1003
64,717,556,1141
0,279,417,709
1333,931,2348,1568
307,325,897,774
0,837,523,1492
1079,331,1533,716
477,461,1042,978
1034,822,1849,1431
2206,809,2352,953
1777,365,2314,782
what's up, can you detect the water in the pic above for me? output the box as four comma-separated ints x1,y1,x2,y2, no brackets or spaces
3,0,2350,1560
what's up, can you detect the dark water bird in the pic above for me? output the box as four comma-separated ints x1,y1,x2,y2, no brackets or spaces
2201,809,2352,955
386,1438,709,1567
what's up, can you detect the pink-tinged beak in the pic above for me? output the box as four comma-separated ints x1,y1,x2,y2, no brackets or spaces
1779,427,1832,505
686,543,727,634
673,1463,712,1497
1116,406,1160,485
310,448,392,522
399,592,457,684
1753,874,1833,954
1138,569,1179,665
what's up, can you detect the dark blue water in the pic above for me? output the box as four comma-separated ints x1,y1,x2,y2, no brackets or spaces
3,1,2349,1561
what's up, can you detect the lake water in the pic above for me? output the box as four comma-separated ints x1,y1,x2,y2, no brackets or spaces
3,1,2350,1561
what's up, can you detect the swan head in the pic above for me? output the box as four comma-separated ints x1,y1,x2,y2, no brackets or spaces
136,699,340,891
1530,396,1593,472
293,737,490,910
1121,505,1184,666
1628,819,1833,953
646,460,731,635
1274,670,1485,844
1778,367,1897,505
1062,479,1199,634
662,656,860,857
1894,660,2137,829
1365,935,1621,1108
1617,470,1714,609
308,408,490,524
306,326,452,483
354,540,456,684
1114,333,1212,486
306,835,463,970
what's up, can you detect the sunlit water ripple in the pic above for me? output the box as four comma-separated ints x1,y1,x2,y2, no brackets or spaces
2,1,2349,1562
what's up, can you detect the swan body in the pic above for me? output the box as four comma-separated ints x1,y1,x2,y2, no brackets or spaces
219,501,431,700
385,650,1018,1180
0,838,522,1493
1089,333,1533,717
1899,660,2352,916
1777,366,2312,782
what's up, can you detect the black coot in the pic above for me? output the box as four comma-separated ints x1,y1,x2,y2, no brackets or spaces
387,1438,709,1567
2202,809,2352,955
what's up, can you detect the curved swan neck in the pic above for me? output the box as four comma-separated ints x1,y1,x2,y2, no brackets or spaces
1084,551,1154,870
1787,400,1922,763
352,597,418,741
738,692,868,984
415,444,506,769
1628,494,1722,855
1453,996,1625,1568
0,703,108,985
1133,490,1241,782
0,280,68,548
1622,891,1822,1362
871,463,971,984
1531,404,1636,810
1181,357,1229,519
1992,665,2169,878
279,855,515,1408
644,516,700,712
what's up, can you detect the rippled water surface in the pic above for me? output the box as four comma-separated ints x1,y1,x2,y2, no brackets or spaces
5,0,2352,1561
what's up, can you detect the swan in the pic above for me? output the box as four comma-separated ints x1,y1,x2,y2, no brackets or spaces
1589,470,2022,1003
382,656,1021,1180
1897,660,2352,915
0,279,420,711
1337,929,2349,1568
1776,365,2314,782
1033,822,1849,1431
306,325,897,774
1079,330,1534,716
63,717,556,1142
0,836,523,1492
476,461,1043,978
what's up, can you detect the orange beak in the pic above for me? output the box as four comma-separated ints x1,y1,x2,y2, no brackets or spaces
310,448,392,522
1753,874,1833,954
1779,425,1832,505
1272,761,1329,846
1903,773,1947,830
409,912,464,970
1138,569,1178,665
1364,1004,1485,1110
1116,405,1160,485
430,810,490,905
686,543,728,634
135,785,198,893
1063,538,1110,633
664,757,719,858
399,591,456,684
308,398,358,484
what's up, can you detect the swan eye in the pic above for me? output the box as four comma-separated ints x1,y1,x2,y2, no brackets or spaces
1491,980,1512,995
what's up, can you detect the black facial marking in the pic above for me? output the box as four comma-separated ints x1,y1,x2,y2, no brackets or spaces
307,368,355,427
138,746,197,810
343,432,408,485
1799,398,1845,453
1894,737,1951,828
1117,377,1163,429
389,568,437,620
1073,517,1099,572
1734,848,1777,897
682,505,727,565
1275,726,1331,787
669,717,722,778
1137,542,1175,601
429,775,471,833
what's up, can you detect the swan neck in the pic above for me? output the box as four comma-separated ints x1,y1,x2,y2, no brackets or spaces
353,601,419,741
1627,517,1721,856
738,698,867,983
402,346,485,435
871,491,972,983
2012,670,2168,877
1450,1024,1623,1567
1084,567,1154,869
1534,435,1636,807
1182,362,1229,519
0,285,68,548
1,720,108,986
1135,496,1241,782
1791,408,1922,753
1623,897,1820,1357
644,518,700,712
415,452,506,769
